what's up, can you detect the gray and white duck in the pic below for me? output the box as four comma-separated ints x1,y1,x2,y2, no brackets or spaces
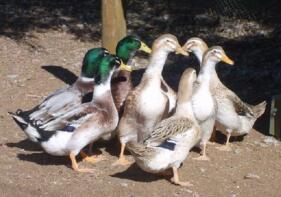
183,38,266,152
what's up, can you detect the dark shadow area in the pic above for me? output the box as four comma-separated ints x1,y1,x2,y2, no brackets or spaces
111,163,168,183
214,131,246,145
41,65,78,85
6,139,42,152
0,0,101,41
17,152,70,166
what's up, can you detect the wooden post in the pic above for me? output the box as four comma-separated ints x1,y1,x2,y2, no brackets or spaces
102,0,127,53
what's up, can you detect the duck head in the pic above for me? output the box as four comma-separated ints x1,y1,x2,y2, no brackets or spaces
116,35,151,71
203,46,234,66
182,37,208,63
81,48,109,79
152,34,189,56
94,55,131,85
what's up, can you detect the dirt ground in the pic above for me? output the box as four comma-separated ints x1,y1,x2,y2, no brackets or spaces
0,30,281,197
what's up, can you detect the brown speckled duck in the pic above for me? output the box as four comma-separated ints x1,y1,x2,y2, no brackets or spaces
127,68,201,187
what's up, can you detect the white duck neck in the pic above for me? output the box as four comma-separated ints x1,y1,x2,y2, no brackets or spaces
193,49,204,64
196,50,220,84
144,49,169,78
175,78,195,120
92,70,114,101
197,59,217,85
175,101,195,120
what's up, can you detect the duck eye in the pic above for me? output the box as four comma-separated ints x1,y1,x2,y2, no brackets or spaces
214,49,220,54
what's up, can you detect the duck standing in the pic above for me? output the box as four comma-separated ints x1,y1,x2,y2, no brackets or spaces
93,36,152,144
11,48,109,134
10,55,130,172
183,38,266,151
111,35,152,113
189,46,234,160
127,68,201,186
113,34,188,166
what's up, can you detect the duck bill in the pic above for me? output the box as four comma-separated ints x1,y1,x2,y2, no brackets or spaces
182,42,193,52
140,42,152,54
175,45,189,56
119,61,132,72
221,54,234,65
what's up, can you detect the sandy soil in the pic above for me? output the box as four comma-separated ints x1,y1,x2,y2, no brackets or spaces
1,31,281,197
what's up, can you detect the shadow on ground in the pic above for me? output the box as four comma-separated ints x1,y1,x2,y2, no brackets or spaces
111,163,170,183
41,65,78,85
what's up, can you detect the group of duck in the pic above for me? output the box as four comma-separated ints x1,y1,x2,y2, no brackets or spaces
10,34,266,186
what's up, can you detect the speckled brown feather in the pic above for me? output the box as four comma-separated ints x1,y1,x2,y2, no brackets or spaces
144,117,194,145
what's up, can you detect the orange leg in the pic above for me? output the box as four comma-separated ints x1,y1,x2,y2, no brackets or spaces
69,152,94,173
80,150,105,164
112,143,132,166
171,167,193,187
193,143,210,161
216,132,232,151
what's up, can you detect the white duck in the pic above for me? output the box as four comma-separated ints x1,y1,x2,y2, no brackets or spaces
183,38,266,151
190,46,234,160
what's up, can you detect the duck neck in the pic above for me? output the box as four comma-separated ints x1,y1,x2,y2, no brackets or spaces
196,50,219,83
194,49,204,64
92,71,115,107
197,59,217,86
175,78,195,120
143,49,168,82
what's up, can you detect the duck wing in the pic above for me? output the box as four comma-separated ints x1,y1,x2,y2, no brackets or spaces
144,117,194,147
39,102,103,131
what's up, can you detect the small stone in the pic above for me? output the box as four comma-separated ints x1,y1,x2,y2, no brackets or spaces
199,168,206,173
181,188,193,193
263,136,278,146
76,23,84,29
244,173,260,179
234,149,241,154
121,182,128,187
7,74,18,79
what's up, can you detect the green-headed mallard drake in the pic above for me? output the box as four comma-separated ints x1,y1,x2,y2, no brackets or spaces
10,55,130,172
111,35,151,114
183,38,266,151
11,48,109,134
113,34,188,166
127,68,201,186
188,46,234,160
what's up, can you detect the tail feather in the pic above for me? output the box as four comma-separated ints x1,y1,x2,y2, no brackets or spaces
253,101,267,118
9,111,56,143
9,112,28,130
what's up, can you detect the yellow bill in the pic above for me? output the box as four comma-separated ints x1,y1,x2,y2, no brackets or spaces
119,61,133,72
175,44,189,56
182,42,193,52
221,54,234,65
140,42,152,53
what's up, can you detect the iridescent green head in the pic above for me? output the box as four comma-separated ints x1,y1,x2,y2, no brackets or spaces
81,48,109,78
116,35,151,64
94,55,131,85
